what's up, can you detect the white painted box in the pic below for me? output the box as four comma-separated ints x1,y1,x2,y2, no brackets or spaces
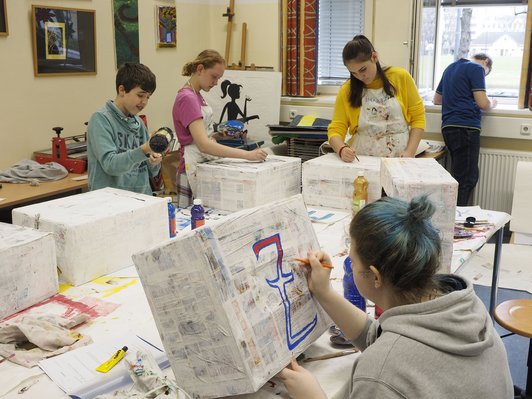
380,158,458,272
0,223,58,320
302,153,381,211
12,188,168,286
133,194,331,398
196,155,301,212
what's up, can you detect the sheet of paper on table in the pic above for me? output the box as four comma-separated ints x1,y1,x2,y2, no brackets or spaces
38,334,168,399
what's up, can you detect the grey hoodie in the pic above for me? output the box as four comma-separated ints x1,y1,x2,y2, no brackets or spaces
349,275,513,398
87,100,160,195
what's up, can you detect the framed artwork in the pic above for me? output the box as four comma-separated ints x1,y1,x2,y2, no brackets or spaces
31,5,96,76
113,0,139,67
0,0,8,36
156,6,176,48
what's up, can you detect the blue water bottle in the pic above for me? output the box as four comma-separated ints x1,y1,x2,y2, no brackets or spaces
166,197,176,238
343,256,366,312
191,199,205,230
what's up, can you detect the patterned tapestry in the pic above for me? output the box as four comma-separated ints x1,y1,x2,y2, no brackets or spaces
113,0,139,68
281,0,318,97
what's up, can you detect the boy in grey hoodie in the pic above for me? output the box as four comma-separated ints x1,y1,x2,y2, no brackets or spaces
87,63,162,195
278,196,513,399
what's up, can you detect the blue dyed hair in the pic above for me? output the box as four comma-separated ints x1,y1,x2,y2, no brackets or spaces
350,195,441,297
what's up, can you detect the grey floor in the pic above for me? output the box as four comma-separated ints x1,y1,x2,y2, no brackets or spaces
474,284,530,390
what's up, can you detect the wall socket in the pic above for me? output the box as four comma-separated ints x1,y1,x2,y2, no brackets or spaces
520,123,531,135
289,109,297,119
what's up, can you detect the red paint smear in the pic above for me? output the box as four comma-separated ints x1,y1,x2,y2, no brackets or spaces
1,294,119,323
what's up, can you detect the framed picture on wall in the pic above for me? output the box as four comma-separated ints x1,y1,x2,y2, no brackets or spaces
31,5,97,76
156,6,176,48
0,0,8,36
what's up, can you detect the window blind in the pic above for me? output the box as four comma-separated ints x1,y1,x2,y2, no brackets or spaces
318,0,364,83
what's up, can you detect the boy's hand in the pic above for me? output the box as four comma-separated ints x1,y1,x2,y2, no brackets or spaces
148,152,163,165
277,358,327,399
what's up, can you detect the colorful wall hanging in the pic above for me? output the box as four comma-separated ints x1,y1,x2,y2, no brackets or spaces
112,0,139,67
156,6,176,48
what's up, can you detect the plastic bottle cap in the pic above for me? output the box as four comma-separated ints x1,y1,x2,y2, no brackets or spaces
193,199,202,205
165,197,172,203
357,170,364,176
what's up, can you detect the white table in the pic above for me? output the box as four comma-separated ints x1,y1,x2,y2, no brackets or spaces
452,206,511,318
0,205,509,398
0,207,357,399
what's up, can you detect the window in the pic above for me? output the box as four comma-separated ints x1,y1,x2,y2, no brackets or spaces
418,0,527,102
317,0,364,85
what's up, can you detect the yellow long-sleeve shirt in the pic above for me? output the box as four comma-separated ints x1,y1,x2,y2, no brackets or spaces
328,67,425,145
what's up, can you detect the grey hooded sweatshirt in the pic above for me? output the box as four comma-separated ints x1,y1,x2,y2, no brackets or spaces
87,100,160,195
349,275,513,398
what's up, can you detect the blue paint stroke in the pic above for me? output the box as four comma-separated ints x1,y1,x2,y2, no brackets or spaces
253,233,317,350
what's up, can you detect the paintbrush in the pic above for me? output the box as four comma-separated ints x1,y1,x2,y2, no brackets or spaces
302,349,358,363
294,257,334,269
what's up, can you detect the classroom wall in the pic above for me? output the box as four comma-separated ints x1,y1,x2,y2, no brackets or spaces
2,0,531,170
0,0,281,170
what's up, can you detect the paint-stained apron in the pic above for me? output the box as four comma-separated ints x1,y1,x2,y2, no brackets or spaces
352,87,409,157
184,101,221,196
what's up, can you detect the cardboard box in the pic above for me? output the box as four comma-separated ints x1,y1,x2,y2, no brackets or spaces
12,188,168,286
196,155,301,212
0,223,58,320
302,153,381,210
380,158,458,272
133,194,331,398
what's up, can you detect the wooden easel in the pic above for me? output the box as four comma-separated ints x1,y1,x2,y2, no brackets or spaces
223,0,235,63
223,0,257,71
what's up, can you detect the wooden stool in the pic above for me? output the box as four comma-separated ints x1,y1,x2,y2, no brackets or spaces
494,300,532,399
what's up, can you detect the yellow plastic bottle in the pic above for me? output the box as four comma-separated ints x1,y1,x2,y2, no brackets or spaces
352,170,368,216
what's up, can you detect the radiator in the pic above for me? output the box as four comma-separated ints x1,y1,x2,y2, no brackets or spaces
470,148,532,213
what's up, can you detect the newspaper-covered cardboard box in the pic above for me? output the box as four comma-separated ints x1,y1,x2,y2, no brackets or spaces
0,223,58,319
196,155,301,212
133,194,331,398
12,188,168,286
302,153,381,210
381,158,458,272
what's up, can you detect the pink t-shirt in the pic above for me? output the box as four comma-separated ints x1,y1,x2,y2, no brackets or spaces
172,87,206,172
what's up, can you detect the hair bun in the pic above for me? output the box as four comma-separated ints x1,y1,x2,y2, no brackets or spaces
408,195,435,223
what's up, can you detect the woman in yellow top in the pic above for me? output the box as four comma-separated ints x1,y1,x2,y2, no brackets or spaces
329,35,425,161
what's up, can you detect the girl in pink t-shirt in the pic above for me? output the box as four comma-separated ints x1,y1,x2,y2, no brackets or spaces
172,49,267,207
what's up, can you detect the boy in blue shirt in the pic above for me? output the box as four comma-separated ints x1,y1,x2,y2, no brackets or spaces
433,54,496,206
87,63,162,195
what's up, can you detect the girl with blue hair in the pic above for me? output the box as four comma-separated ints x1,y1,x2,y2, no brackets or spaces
278,195,512,398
